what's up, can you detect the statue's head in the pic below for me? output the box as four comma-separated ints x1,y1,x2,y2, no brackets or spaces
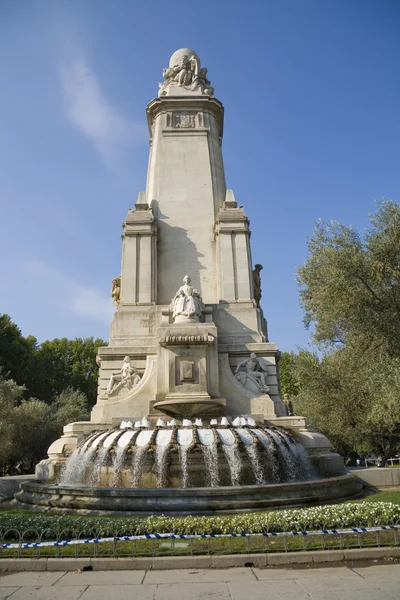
123,356,130,363
255,264,263,272
250,353,257,359
183,275,191,284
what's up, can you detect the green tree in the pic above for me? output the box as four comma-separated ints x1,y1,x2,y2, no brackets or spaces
10,399,54,474
0,315,37,392
278,351,300,397
292,349,400,465
52,387,90,431
298,200,400,354
295,200,400,464
0,374,24,474
32,337,105,406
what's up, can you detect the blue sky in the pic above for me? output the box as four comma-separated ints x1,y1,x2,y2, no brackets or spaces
0,0,399,351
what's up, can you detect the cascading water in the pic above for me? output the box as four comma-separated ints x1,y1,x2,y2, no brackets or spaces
60,419,316,489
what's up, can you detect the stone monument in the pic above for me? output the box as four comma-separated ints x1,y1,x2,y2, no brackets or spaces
37,48,347,488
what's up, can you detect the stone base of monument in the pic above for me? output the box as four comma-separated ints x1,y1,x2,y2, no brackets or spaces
15,473,362,515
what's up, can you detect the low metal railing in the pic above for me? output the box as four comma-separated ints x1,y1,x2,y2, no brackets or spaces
1,525,398,558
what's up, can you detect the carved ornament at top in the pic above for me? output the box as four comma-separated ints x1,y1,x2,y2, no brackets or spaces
158,48,214,98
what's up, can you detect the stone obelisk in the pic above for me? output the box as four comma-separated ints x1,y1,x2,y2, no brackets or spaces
89,47,286,424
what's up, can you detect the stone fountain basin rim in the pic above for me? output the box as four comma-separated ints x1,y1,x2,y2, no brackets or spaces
28,473,355,497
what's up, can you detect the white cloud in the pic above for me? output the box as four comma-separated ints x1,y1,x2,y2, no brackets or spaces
23,260,114,324
60,58,146,166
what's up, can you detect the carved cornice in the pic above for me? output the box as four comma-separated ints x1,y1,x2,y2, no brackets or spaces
159,333,215,346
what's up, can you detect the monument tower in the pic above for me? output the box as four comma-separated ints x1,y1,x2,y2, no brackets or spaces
91,47,286,424
28,48,357,510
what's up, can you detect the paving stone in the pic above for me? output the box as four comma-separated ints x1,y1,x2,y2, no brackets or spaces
311,550,345,563
55,570,145,586
352,564,400,578
228,579,311,599
3,586,88,600
0,589,19,600
255,566,352,580
0,572,66,587
0,560,47,572
155,582,230,599
46,559,91,572
211,554,266,568
344,547,400,561
305,589,398,600
144,567,256,584
80,584,157,600
150,556,212,570
267,552,311,566
253,567,300,580
295,570,370,594
90,557,153,570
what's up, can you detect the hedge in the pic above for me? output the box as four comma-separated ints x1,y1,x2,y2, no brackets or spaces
0,502,399,538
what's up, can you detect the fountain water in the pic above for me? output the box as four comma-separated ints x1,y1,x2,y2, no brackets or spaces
58,419,316,489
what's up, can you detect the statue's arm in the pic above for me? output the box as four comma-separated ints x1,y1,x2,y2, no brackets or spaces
235,359,246,374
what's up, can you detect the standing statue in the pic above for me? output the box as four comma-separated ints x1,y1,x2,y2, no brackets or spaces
235,353,270,394
111,276,121,306
171,275,204,322
105,356,141,396
252,264,263,307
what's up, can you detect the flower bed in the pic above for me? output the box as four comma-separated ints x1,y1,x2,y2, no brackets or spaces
1,502,399,539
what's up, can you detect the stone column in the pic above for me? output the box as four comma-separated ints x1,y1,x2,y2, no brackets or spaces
120,192,157,305
215,190,253,302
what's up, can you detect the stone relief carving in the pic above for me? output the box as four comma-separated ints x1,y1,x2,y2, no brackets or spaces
235,353,270,394
252,264,263,307
174,112,195,128
160,333,214,346
105,356,141,397
111,276,121,306
171,275,204,322
159,53,213,97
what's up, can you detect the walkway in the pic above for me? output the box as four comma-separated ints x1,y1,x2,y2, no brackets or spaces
0,564,399,599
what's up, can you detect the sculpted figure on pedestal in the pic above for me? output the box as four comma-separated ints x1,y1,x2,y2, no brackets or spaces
191,68,214,96
105,356,141,396
171,275,204,322
235,353,270,394
111,276,121,306
159,51,213,97
252,264,263,307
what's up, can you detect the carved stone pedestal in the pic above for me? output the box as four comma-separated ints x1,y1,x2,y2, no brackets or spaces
154,322,225,417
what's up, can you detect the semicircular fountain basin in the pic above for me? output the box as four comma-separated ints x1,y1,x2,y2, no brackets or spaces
15,420,363,514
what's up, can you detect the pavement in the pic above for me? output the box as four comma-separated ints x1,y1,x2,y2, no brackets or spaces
0,564,399,600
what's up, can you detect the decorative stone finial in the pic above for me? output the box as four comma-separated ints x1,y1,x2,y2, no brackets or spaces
158,48,214,98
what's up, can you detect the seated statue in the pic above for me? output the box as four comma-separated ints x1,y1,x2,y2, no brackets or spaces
235,353,270,394
105,356,141,396
171,275,204,322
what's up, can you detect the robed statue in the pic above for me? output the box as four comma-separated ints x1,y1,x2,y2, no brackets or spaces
171,275,204,322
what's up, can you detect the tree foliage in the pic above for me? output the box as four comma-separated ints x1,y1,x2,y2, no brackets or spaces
298,200,400,354
0,314,105,407
0,373,90,475
278,352,300,398
294,201,400,463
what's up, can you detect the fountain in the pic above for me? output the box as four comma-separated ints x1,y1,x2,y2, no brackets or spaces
15,48,362,514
